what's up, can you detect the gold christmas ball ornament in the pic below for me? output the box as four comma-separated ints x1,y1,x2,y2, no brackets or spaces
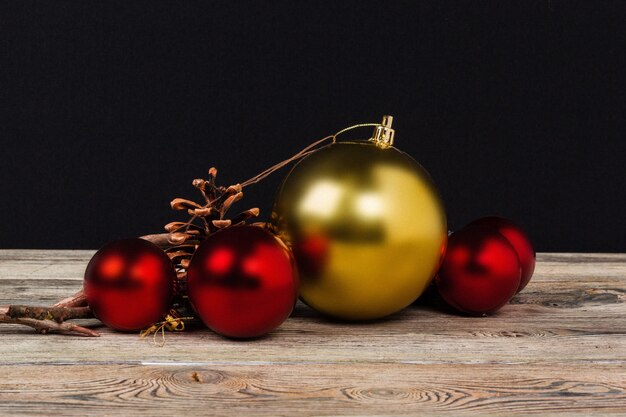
272,116,447,320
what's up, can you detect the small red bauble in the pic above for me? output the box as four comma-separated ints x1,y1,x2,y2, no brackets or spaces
435,226,521,315
468,216,535,293
84,238,175,331
187,225,298,339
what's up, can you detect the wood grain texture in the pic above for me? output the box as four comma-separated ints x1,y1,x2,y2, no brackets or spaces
0,251,625,416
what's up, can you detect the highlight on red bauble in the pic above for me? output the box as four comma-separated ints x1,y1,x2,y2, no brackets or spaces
84,238,176,331
468,216,535,293
187,225,298,339
435,226,521,315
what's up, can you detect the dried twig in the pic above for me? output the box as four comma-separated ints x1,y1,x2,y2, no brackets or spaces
0,305,99,337
53,289,88,308
8,305,92,321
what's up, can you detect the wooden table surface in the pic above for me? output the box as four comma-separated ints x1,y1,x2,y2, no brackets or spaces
0,250,625,416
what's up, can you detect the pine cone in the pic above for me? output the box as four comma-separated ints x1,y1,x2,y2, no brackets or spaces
162,167,260,285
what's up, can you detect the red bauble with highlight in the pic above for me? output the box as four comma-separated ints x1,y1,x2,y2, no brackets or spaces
84,238,176,331
435,226,521,315
468,216,535,292
187,226,298,339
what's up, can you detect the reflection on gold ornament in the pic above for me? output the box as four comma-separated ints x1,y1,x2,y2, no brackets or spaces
272,116,447,320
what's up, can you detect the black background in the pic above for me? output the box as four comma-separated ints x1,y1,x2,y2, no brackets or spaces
1,1,625,252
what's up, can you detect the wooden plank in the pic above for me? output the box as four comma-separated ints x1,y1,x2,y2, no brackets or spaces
1,303,624,365
0,251,625,416
0,363,624,416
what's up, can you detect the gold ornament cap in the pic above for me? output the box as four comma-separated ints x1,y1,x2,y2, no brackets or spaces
369,115,395,149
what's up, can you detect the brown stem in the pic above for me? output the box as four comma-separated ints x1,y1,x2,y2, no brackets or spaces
8,305,92,322
0,306,99,337
53,289,88,308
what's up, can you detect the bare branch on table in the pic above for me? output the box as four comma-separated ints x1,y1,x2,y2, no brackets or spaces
8,305,93,321
0,305,99,337
53,289,88,308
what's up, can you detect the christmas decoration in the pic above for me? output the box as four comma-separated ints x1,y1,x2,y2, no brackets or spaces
1,115,538,341
141,166,262,333
435,226,521,315
187,225,297,338
83,238,176,331
272,116,447,320
468,216,535,292
142,166,261,275
0,167,261,337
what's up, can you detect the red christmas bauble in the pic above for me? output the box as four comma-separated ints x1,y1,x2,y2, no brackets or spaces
187,225,298,339
468,216,535,292
84,238,175,331
435,226,521,315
